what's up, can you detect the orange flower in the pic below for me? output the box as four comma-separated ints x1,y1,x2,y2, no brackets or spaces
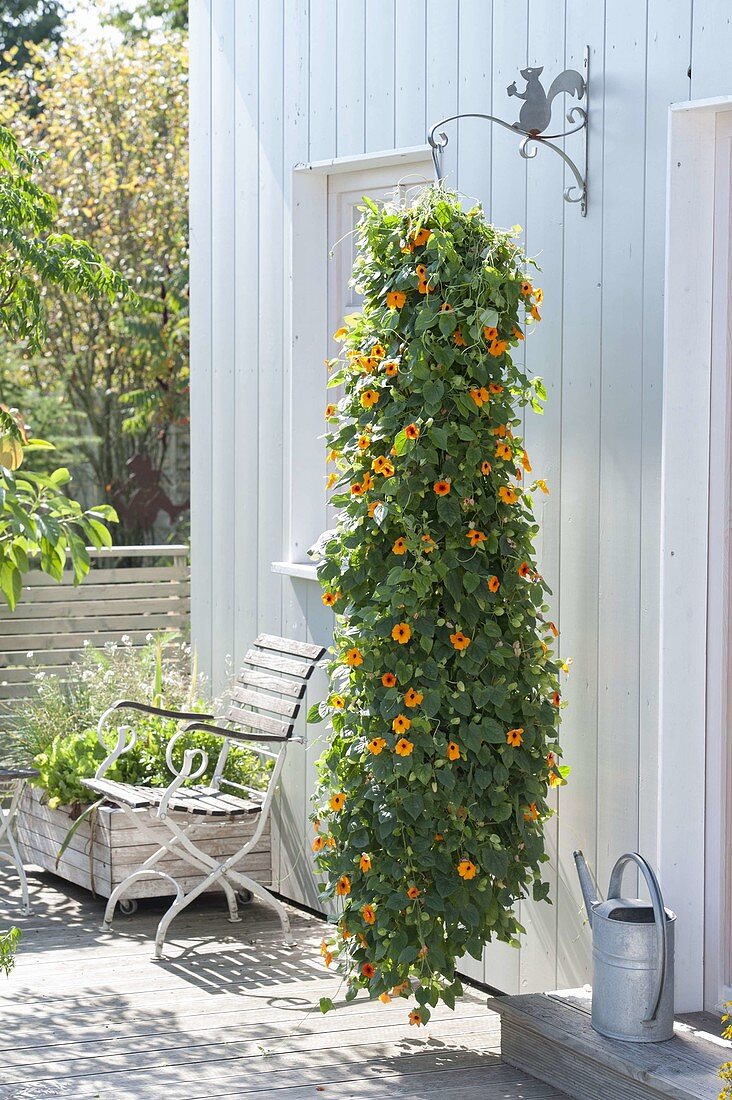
453,328,466,347
359,854,372,873
434,833,444,842
323,949,333,967
386,290,406,310
483,325,498,341
521,450,532,473
421,533,437,552
492,423,508,437
358,434,371,451
404,687,423,708
537,478,549,494
417,945,429,958
330,694,345,710
325,403,337,418
409,1010,423,1026
326,472,338,489
549,771,562,787
407,885,421,899
360,389,379,409
401,240,415,254
392,622,412,644
361,904,376,924
379,992,392,1003
381,459,395,477
534,287,544,304
361,962,376,979
381,671,397,688
384,359,399,376
333,326,347,340
312,835,325,852
487,575,500,593
322,590,340,606
351,482,364,496
329,792,346,811
335,875,351,896
371,343,386,359
415,263,427,280
361,472,374,491
546,751,557,768
368,500,382,517
433,479,451,496
506,728,524,747
405,422,420,439
344,647,363,667
469,387,490,408
547,621,559,637
447,741,460,761
489,339,508,357
449,631,471,651
457,859,477,880
466,528,486,547
412,227,432,247
481,461,492,475
520,280,533,296
513,325,525,341
325,835,336,848
518,562,532,578
368,736,387,755
495,440,512,461
372,455,389,474
392,982,410,997
440,301,453,313
524,802,539,822
489,382,504,395
531,304,541,321
392,714,411,734
498,486,519,505
392,536,407,555
551,691,561,707
394,737,414,757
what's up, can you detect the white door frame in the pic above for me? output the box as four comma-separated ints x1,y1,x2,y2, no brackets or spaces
660,95,732,1013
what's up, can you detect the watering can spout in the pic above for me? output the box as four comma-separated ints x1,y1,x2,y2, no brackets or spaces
573,850,597,928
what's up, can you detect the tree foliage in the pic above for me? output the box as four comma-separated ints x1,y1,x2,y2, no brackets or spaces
0,35,189,541
311,187,567,1023
103,0,187,38
0,1,64,70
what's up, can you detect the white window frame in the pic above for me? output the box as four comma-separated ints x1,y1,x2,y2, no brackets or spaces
273,146,432,583
659,96,732,1013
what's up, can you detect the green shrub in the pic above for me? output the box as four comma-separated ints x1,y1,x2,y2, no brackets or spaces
8,633,270,807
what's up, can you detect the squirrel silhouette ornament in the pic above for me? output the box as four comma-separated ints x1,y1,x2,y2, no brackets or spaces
507,65,586,135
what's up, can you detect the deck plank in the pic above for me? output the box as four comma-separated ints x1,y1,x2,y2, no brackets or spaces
0,870,569,1100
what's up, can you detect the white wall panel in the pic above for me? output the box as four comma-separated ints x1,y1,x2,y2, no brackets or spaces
190,0,724,1002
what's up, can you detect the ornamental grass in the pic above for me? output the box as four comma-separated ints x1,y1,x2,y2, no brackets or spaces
311,185,567,1024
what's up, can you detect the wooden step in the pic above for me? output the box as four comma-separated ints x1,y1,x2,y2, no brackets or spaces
490,988,730,1100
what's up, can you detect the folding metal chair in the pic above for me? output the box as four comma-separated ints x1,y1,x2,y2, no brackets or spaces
81,634,324,958
0,768,38,913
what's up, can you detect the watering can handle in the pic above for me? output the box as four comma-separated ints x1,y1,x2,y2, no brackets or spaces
607,852,668,1024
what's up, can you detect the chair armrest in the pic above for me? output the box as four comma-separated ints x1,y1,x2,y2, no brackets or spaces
181,720,290,745
101,700,215,723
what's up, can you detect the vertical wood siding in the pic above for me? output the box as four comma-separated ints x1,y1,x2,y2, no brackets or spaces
190,0,722,995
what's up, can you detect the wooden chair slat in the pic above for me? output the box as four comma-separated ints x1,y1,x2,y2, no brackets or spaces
255,633,325,662
243,649,313,679
226,706,293,739
236,667,305,699
228,685,300,719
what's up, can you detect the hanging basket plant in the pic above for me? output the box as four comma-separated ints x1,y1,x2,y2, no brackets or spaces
311,185,567,1024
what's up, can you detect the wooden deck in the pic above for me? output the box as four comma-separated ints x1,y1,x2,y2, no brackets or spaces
0,868,569,1099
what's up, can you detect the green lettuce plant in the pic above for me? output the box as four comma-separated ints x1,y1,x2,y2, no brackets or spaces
311,186,567,1023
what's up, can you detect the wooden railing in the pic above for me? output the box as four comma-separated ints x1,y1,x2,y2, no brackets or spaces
0,546,190,704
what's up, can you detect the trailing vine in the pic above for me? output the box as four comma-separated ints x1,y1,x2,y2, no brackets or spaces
311,186,567,1023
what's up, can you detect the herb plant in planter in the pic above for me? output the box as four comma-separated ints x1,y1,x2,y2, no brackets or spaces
312,186,567,1023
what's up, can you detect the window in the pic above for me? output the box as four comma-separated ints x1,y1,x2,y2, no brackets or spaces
283,152,431,576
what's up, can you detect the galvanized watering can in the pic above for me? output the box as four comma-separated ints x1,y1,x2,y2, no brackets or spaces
574,850,676,1042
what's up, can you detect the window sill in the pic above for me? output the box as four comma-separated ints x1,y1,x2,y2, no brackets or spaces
271,561,319,582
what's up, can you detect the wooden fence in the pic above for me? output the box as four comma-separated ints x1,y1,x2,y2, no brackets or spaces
0,546,190,705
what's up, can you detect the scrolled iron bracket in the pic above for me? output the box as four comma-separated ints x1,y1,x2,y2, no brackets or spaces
428,46,590,216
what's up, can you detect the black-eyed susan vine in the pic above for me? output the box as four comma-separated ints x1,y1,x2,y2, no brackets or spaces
309,186,568,1025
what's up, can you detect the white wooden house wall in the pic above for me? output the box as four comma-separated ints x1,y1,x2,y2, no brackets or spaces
190,0,732,1007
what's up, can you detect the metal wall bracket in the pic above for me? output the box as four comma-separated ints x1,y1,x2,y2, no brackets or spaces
428,46,590,216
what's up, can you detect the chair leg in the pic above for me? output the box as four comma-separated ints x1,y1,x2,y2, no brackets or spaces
103,869,183,931
225,868,295,947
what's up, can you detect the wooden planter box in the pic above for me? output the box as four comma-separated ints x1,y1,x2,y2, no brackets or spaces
17,786,271,900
